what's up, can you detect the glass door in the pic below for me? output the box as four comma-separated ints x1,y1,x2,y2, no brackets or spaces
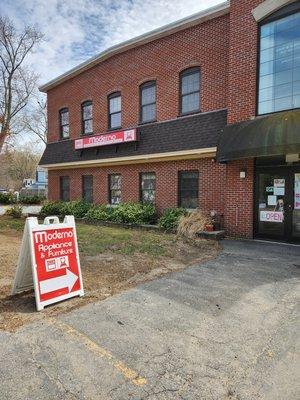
255,167,300,243
292,171,300,241
255,170,288,240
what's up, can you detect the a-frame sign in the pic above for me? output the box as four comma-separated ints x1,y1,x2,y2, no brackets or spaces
12,216,84,311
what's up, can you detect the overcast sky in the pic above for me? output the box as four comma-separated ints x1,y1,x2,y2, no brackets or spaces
3,0,224,86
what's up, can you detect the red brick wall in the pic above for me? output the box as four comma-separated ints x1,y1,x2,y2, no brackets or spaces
48,158,226,216
47,14,229,143
224,0,262,238
227,0,260,124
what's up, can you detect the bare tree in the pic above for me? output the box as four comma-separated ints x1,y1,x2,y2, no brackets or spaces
22,94,47,144
1,143,41,190
0,17,43,151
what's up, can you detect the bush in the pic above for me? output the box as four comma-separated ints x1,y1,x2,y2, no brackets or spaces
41,200,92,218
110,202,157,224
6,204,23,218
0,192,15,204
40,201,65,216
159,208,187,231
61,200,92,218
86,202,157,224
19,195,45,204
177,210,212,238
86,204,113,221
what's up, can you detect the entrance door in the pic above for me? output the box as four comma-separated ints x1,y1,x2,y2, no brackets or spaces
255,167,300,243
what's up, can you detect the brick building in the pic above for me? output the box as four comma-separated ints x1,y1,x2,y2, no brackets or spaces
40,0,300,243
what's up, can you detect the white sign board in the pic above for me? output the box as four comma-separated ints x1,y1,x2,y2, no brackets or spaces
12,216,84,311
260,211,284,223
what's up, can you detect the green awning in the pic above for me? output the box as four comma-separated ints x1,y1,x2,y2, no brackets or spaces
216,109,300,162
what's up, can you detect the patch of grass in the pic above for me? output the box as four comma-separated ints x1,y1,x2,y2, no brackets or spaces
0,216,177,258
0,216,26,232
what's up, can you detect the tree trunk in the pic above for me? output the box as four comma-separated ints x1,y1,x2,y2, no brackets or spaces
0,134,7,153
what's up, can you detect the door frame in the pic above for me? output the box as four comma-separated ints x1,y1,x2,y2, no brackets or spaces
254,165,300,243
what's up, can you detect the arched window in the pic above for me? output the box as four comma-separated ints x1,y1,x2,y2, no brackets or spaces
81,101,93,135
108,92,121,129
258,2,300,115
59,108,69,139
140,81,156,123
179,67,201,115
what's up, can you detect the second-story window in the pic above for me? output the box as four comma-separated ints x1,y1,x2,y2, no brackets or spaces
108,92,121,129
180,67,201,115
82,101,93,135
59,108,69,139
258,7,300,115
140,81,156,123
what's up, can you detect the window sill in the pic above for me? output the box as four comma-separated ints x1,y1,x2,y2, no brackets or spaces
138,119,157,126
107,127,122,132
178,110,201,118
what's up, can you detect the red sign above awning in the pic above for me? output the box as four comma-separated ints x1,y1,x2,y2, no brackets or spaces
74,128,137,150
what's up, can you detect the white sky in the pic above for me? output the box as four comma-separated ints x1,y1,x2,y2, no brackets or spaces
3,0,225,86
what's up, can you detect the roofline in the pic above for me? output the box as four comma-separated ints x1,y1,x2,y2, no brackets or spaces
39,1,230,92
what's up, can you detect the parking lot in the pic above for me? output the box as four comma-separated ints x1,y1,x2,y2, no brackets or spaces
1,239,299,399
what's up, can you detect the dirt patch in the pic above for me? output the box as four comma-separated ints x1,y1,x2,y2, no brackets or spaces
0,225,220,332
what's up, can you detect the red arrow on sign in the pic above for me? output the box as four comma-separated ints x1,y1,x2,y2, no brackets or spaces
39,269,78,295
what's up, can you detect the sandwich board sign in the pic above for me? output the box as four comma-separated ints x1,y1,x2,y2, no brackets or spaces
12,215,84,311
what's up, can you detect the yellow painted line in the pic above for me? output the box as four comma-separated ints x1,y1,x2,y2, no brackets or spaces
48,318,147,387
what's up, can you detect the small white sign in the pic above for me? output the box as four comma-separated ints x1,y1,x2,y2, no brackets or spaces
260,211,283,223
267,195,277,206
274,187,284,196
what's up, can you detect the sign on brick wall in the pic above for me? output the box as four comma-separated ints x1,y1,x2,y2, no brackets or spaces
74,129,137,150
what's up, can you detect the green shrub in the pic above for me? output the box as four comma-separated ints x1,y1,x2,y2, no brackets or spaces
61,200,92,218
0,192,15,204
110,202,157,224
19,195,46,204
159,208,187,231
40,201,65,216
41,200,92,218
86,204,113,221
6,204,23,218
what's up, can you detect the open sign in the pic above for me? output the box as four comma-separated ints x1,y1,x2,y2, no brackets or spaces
260,211,284,223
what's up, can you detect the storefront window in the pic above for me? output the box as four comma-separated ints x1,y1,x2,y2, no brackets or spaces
258,9,300,115
140,172,156,204
60,176,70,202
109,174,122,205
82,175,93,203
178,171,199,209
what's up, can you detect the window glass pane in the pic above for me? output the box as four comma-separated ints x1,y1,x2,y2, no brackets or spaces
110,112,121,128
141,173,155,189
258,10,300,115
83,176,93,203
110,175,121,190
61,110,69,125
181,71,200,95
179,172,198,209
274,96,293,112
258,100,274,114
83,103,92,120
62,125,69,138
274,82,293,99
141,85,155,105
109,96,121,113
260,61,274,76
60,177,70,202
142,190,155,204
111,190,121,205
293,94,300,107
182,92,200,113
293,80,300,94
84,119,93,134
142,104,156,122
